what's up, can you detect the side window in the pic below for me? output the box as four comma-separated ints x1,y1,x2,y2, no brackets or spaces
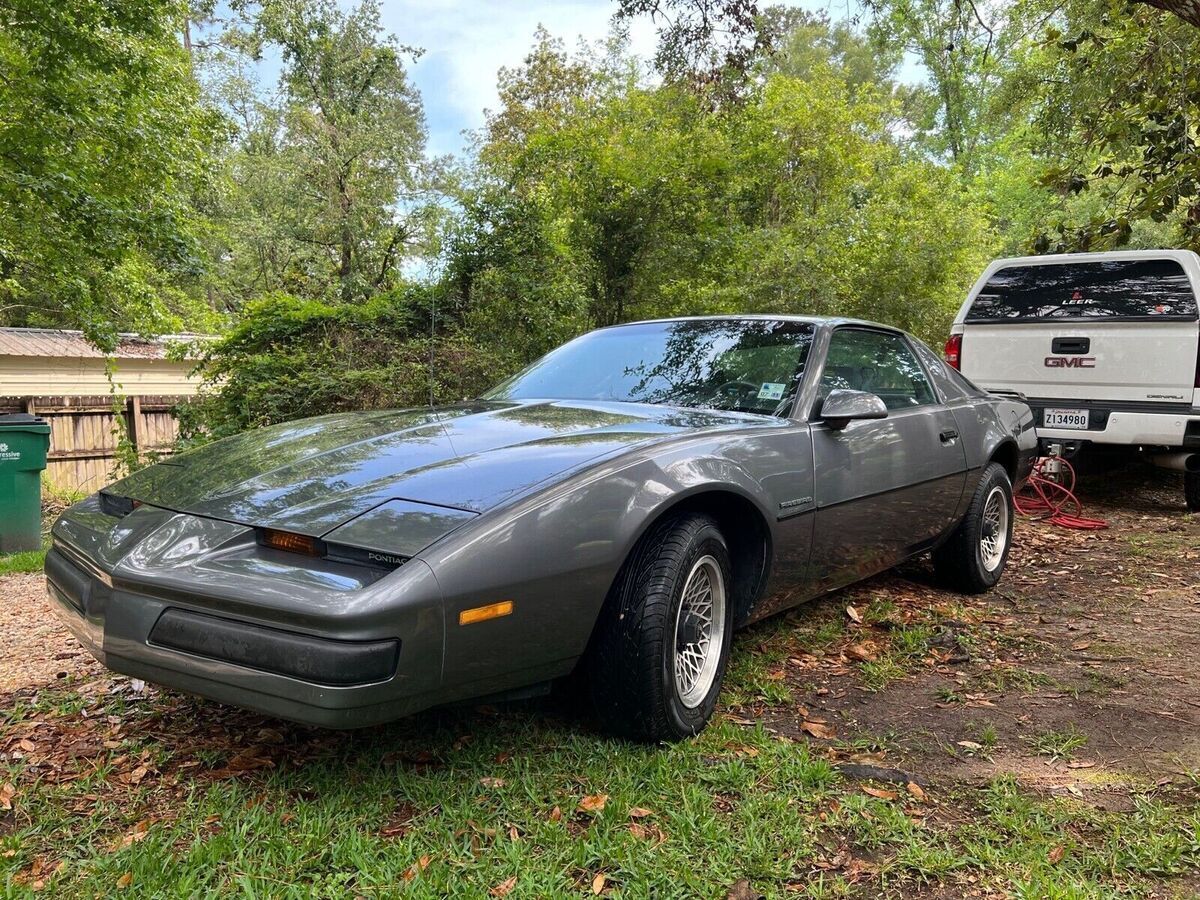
818,330,936,412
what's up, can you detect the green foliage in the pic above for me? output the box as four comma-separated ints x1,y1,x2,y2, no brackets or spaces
1017,0,1200,253
179,290,497,440
198,0,434,309
12,0,1200,439
446,27,989,362
0,0,226,348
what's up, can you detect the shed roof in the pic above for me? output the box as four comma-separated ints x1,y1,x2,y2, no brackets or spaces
0,328,210,360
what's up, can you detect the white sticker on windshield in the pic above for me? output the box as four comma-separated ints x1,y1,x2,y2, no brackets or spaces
758,382,785,401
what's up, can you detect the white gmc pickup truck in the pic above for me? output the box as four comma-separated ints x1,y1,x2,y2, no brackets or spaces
947,249,1200,509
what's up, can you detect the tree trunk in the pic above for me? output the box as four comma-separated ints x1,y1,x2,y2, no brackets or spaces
1137,0,1200,26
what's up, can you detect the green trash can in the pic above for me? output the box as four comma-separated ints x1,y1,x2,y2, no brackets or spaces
0,413,52,553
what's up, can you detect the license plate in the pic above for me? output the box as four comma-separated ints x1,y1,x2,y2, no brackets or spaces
1044,408,1089,429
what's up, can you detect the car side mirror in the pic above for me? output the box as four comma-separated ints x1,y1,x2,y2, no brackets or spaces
820,389,888,430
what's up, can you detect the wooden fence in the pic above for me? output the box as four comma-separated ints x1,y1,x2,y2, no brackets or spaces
0,395,186,494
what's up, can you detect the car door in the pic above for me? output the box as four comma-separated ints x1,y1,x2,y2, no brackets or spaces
809,327,967,593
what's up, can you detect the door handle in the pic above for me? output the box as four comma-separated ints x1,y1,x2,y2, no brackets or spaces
1051,336,1090,354
939,429,959,443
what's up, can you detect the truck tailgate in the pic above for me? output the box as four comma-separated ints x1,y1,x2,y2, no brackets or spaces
961,320,1198,404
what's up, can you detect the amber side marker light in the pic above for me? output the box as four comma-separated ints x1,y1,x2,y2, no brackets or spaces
459,601,514,626
261,528,320,556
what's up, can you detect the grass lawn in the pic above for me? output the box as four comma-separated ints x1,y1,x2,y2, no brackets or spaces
0,547,46,576
4,676,1199,899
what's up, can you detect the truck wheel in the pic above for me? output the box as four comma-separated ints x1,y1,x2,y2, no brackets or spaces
1186,472,1200,512
586,513,733,742
933,463,1014,594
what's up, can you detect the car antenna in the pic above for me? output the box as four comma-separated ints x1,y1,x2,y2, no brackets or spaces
428,288,436,408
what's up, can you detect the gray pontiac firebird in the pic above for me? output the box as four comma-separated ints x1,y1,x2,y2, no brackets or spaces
48,317,1036,740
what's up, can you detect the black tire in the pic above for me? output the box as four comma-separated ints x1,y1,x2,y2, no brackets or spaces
586,513,734,742
933,462,1014,594
1186,472,1200,512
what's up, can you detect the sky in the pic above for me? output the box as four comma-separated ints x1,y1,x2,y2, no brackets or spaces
372,0,850,158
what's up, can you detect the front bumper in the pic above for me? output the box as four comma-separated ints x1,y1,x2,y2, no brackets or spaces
45,544,442,728
1028,400,1200,447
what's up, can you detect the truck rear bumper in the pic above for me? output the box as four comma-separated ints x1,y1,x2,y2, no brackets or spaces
1027,399,1200,447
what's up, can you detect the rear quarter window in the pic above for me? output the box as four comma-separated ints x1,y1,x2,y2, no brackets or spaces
909,337,983,400
966,259,1198,322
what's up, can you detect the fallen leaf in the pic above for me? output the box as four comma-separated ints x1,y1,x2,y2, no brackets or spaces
1071,641,1092,652
846,605,863,624
548,806,562,822
17,739,34,753
578,793,608,815
801,721,834,739
1067,760,1096,769
628,807,653,818
116,872,133,889
906,782,927,801
490,875,517,897
402,854,432,882
845,642,877,662
479,777,506,789
0,783,14,811
110,820,153,851
592,872,607,894
726,878,762,900
956,740,983,752
1048,845,1065,864
862,786,899,801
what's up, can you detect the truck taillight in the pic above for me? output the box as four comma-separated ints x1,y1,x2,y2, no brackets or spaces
944,333,962,370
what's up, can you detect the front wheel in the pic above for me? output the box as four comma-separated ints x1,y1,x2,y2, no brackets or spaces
933,462,1014,594
586,513,734,742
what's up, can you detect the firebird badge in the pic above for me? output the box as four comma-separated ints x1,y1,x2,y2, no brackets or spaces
779,497,813,509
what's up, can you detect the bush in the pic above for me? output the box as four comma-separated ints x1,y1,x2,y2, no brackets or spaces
178,289,503,443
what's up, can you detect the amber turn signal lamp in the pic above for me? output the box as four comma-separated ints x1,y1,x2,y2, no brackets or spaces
458,601,514,626
261,529,319,556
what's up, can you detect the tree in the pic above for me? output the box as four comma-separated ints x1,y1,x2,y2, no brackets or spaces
864,0,1031,178
447,27,989,356
1013,0,1200,252
614,0,768,91
205,0,431,307
0,0,225,348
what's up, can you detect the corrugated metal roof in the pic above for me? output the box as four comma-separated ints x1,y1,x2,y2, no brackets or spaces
0,328,211,360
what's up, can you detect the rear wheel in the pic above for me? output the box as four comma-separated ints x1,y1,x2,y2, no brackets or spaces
586,513,733,742
933,463,1013,594
1186,472,1200,512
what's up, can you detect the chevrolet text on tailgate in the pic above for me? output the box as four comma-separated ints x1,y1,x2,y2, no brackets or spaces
947,249,1200,509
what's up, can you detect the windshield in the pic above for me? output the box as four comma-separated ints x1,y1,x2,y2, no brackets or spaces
486,319,815,416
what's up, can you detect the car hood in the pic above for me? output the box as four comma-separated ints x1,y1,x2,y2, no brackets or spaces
106,400,780,540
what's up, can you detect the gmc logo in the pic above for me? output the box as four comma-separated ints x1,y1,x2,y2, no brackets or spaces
1044,356,1096,368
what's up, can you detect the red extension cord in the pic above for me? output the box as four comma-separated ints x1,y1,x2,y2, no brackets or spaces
1014,457,1108,530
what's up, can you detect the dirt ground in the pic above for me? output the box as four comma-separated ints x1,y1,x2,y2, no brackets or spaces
734,463,1200,812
